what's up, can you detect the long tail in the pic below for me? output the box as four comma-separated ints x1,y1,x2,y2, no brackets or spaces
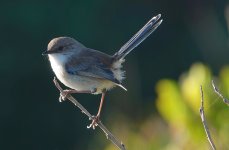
113,14,162,60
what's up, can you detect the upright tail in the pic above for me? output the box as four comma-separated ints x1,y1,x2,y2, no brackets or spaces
113,14,162,60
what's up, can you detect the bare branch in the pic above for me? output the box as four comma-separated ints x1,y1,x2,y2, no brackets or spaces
212,80,229,106
200,85,216,150
53,77,126,150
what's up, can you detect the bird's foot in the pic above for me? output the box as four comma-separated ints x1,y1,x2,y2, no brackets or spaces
87,115,100,130
59,90,71,102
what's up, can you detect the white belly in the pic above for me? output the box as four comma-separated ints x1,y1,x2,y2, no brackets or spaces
49,55,116,94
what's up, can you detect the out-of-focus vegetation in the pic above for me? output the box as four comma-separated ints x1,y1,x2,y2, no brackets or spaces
102,63,229,150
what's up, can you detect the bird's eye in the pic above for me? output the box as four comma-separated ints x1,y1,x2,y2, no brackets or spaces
58,46,64,51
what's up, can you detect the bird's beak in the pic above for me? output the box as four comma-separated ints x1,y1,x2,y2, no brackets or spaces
42,50,53,55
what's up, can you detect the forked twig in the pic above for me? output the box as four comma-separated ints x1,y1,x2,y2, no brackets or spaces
212,80,229,106
53,77,126,150
200,86,216,150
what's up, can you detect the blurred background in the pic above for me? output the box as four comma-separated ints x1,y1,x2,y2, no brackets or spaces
0,0,229,149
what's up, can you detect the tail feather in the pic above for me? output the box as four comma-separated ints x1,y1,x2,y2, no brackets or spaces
113,14,163,60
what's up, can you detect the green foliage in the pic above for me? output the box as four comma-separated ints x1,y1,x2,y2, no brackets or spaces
102,63,229,150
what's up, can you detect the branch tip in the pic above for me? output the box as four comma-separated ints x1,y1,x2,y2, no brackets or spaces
212,80,229,106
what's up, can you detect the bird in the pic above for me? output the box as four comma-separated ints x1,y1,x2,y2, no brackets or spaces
43,14,162,129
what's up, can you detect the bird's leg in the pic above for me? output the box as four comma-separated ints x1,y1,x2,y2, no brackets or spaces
60,89,96,102
87,92,106,129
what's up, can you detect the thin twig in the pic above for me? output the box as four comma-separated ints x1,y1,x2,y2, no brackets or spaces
212,80,229,106
200,85,216,150
53,77,126,150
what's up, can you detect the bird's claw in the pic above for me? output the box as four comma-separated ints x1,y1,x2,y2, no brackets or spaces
59,90,69,102
87,115,100,130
